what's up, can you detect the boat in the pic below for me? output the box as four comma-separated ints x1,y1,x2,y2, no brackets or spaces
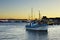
25,9,48,31
25,21,48,31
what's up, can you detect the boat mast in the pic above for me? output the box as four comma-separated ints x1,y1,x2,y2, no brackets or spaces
39,10,40,20
31,8,33,20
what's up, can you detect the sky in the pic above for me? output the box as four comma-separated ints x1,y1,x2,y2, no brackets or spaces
0,0,60,19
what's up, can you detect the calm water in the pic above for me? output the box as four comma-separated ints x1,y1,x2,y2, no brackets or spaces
0,23,60,40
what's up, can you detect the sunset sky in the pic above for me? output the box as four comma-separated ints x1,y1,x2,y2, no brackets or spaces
0,0,60,19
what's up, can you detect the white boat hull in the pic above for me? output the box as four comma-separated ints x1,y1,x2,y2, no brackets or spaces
26,26,48,31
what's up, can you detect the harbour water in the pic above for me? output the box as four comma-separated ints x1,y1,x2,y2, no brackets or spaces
0,23,60,40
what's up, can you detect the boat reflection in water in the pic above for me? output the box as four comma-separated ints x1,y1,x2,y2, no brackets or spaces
26,30,48,40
